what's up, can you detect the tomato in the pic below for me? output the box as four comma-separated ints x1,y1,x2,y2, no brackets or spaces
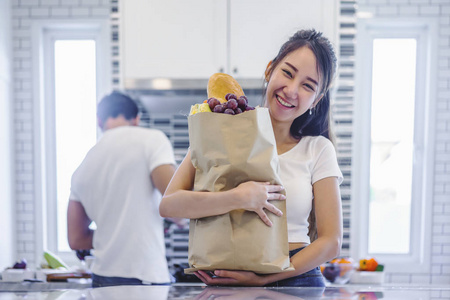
366,258,378,271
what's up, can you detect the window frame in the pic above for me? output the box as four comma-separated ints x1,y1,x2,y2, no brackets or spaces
351,18,437,273
32,19,110,266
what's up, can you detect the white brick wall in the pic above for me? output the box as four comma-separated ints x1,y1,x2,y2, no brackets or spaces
11,0,111,267
360,0,450,285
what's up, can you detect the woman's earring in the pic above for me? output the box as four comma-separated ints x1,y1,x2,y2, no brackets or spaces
309,108,313,115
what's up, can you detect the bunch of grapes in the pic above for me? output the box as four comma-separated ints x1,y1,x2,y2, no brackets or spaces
12,258,27,269
207,93,255,115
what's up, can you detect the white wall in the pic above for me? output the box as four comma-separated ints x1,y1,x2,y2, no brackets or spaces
0,0,14,271
358,0,450,285
10,0,111,268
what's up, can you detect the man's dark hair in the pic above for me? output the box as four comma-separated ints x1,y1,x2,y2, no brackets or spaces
97,91,139,125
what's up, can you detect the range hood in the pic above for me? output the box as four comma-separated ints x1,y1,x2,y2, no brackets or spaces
124,78,265,91
128,86,265,116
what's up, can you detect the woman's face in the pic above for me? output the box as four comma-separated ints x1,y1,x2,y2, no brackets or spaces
265,46,321,126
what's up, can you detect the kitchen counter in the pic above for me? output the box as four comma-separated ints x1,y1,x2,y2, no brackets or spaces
0,283,449,299
0,279,91,292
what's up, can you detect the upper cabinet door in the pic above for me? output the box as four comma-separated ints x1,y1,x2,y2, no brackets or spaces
121,0,227,80
228,0,339,79
120,0,339,81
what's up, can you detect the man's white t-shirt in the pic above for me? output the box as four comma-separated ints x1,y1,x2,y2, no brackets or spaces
70,126,176,283
279,135,343,243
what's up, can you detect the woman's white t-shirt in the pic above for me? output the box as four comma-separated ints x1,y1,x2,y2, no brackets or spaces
278,135,343,243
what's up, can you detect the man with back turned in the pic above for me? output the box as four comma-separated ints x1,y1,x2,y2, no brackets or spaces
67,91,179,287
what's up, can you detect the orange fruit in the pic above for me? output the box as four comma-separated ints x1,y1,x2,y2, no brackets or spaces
339,257,353,264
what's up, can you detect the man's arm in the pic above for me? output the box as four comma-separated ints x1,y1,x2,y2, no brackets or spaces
67,200,94,250
151,164,176,195
151,164,186,226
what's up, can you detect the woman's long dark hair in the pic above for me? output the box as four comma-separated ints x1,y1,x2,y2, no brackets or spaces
264,29,338,242
264,29,337,144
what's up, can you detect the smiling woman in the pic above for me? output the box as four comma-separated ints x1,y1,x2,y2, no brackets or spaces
160,29,343,288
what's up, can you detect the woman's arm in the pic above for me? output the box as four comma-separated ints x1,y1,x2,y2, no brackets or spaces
263,176,342,283
195,176,342,286
159,150,286,227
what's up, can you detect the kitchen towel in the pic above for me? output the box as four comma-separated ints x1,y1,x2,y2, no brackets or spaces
185,107,294,274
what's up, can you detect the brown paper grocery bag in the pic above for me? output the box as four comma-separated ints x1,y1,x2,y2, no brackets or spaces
185,107,294,274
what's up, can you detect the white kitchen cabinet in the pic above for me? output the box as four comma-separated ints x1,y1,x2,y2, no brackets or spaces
120,0,339,82
228,0,339,79
120,0,227,80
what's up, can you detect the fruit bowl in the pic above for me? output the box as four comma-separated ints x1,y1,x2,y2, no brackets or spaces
320,258,357,284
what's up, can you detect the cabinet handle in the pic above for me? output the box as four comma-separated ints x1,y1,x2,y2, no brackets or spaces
233,67,238,74
219,67,224,73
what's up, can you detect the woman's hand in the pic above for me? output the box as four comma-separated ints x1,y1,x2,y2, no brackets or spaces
233,181,285,227
194,269,267,287
160,150,286,225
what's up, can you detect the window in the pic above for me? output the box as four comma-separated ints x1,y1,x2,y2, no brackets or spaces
352,19,437,272
33,20,110,265
368,38,416,254
54,40,98,252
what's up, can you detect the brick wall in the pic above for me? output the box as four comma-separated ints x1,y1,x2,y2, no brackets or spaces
358,0,450,285
11,0,111,267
